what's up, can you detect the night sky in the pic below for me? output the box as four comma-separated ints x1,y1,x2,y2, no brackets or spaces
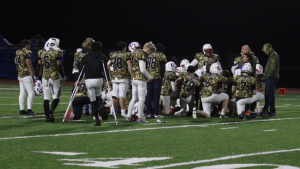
1,0,300,65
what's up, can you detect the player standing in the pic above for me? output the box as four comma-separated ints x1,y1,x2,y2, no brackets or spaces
15,39,36,115
191,44,219,69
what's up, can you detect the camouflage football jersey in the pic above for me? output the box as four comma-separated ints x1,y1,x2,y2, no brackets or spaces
161,71,177,96
233,75,256,98
125,85,132,110
110,51,131,80
224,77,234,99
75,78,88,97
15,50,32,78
201,74,227,98
130,49,149,81
74,52,87,71
146,52,166,79
39,50,63,80
178,72,201,98
255,74,265,90
234,56,244,67
194,53,219,69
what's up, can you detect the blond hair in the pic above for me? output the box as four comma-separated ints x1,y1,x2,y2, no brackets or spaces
143,41,156,53
82,40,92,48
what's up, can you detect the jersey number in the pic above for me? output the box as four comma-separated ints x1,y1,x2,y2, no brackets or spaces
205,78,213,87
16,55,22,65
182,80,195,91
44,56,50,69
78,83,86,93
241,81,247,91
146,57,157,69
112,57,123,69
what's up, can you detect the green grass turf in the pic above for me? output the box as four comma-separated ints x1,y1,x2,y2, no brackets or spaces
0,84,300,169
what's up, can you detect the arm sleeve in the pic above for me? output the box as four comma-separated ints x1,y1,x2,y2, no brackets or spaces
231,65,238,74
171,82,176,92
139,60,152,80
191,59,199,66
160,61,165,78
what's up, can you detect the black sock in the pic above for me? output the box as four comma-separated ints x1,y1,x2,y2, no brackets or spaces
44,100,50,118
251,101,257,112
92,101,99,121
51,99,59,112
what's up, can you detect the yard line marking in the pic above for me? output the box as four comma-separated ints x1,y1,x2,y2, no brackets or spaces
143,123,161,126
0,117,300,141
264,129,277,132
0,102,68,105
139,148,300,169
33,151,87,156
0,113,63,119
220,127,238,130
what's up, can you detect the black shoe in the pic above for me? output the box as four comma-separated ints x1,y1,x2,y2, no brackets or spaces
242,111,250,120
20,110,26,115
238,114,244,119
259,110,269,117
48,110,54,123
250,113,257,119
26,109,37,116
95,120,101,126
269,112,276,117
45,111,50,122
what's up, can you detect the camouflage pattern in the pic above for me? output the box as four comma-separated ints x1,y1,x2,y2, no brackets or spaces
178,72,201,98
194,53,219,69
146,52,166,79
161,71,177,96
15,50,32,78
74,52,87,70
234,56,244,67
255,74,265,90
75,78,88,97
223,77,234,99
233,75,256,98
110,51,131,79
39,49,63,80
201,74,227,98
130,49,149,81
103,79,113,94
125,85,132,110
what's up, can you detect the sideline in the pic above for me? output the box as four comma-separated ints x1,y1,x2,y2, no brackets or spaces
0,117,300,141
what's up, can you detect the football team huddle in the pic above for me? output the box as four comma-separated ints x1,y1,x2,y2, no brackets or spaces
15,37,267,126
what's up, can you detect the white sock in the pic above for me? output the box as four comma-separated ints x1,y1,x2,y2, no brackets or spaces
220,111,225,116
121,109,126,115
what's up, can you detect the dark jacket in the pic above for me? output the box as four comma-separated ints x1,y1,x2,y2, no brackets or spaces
264,51,280,79
79,51,109,80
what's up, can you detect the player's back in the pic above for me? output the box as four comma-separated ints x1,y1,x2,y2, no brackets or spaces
178,72,200,98
146,52,166,79
130,49,149,81
234,75,255,98
110,51,130,80
161,71,177,96
15,49,31,78
201,74,226,98
39,49,62,80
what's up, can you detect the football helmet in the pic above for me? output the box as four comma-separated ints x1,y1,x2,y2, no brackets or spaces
34,80,43,96
131,103,146,121
210,63,222,75
128,42,141,52
45,37,61,51
203,44,213,55
176,67,186,76
234,69,242,76
242,63,253,73
256,64,263,75
180,59,190,67
195,69,205,79
165,61,176,72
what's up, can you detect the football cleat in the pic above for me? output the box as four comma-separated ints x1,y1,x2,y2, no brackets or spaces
26,109,37,116
48,110,54,123
154,115,164,118
136,118,148,123
20,110,26,115
174,108,185,116
192,107,197,119
220,115,228,118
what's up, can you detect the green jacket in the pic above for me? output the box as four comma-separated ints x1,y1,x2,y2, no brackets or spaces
264,51,280,79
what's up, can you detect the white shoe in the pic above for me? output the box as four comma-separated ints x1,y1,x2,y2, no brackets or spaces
192,107,197,119
136,118,148,123
125,116,131,122
93,115,102,120
147,114,152,118
121,113,127,118
174,108,184,116
154,115,164,118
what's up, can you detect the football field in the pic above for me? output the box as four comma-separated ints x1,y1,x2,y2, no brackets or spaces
0,83,300,169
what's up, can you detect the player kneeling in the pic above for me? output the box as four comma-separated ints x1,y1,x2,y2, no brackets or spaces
198,63,229,118
253,64,265,114
232,63,257,120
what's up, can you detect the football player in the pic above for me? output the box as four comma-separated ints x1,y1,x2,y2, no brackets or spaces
160,61,177,115
146,42,167,118
180,59,190,68
78,41,109,126
107,41,132,117
125,42,156,123
191,44,220,69
197,63,229,118
232,63,257,119
15,39,36,115
71,77,90,120
174,65,201,116
36,38,65,122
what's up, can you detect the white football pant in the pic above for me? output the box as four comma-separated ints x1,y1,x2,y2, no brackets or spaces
42,78,61,100
112,80,129,99
160,96,170,114
180,95,195,110
236,95,257,115
85,78,103,102
201,93,229,118
18,76,35,110
127,80,147,118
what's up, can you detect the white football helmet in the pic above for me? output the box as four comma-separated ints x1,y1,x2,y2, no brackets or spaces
180,59,190,68
256,64,263,75
132,103,146,120
203,44,213,55
242,63,253,73
34,80,43,96
165,61,176,72
45,37,61,51
176,67,186,76
234,69,242,76
195,69,206,79
128,42,141,52
210,63,222,75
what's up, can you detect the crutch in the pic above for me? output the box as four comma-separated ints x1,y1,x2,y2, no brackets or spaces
62,65,85,123
102,63,118,126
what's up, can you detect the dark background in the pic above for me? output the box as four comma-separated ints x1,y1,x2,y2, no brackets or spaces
1,0,299,87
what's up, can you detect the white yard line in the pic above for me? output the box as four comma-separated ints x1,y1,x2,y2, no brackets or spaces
0,102,68,105
32,151,87,156
139,148,300,169
220,127,238,130
0,117,299,141
263,129,277,132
